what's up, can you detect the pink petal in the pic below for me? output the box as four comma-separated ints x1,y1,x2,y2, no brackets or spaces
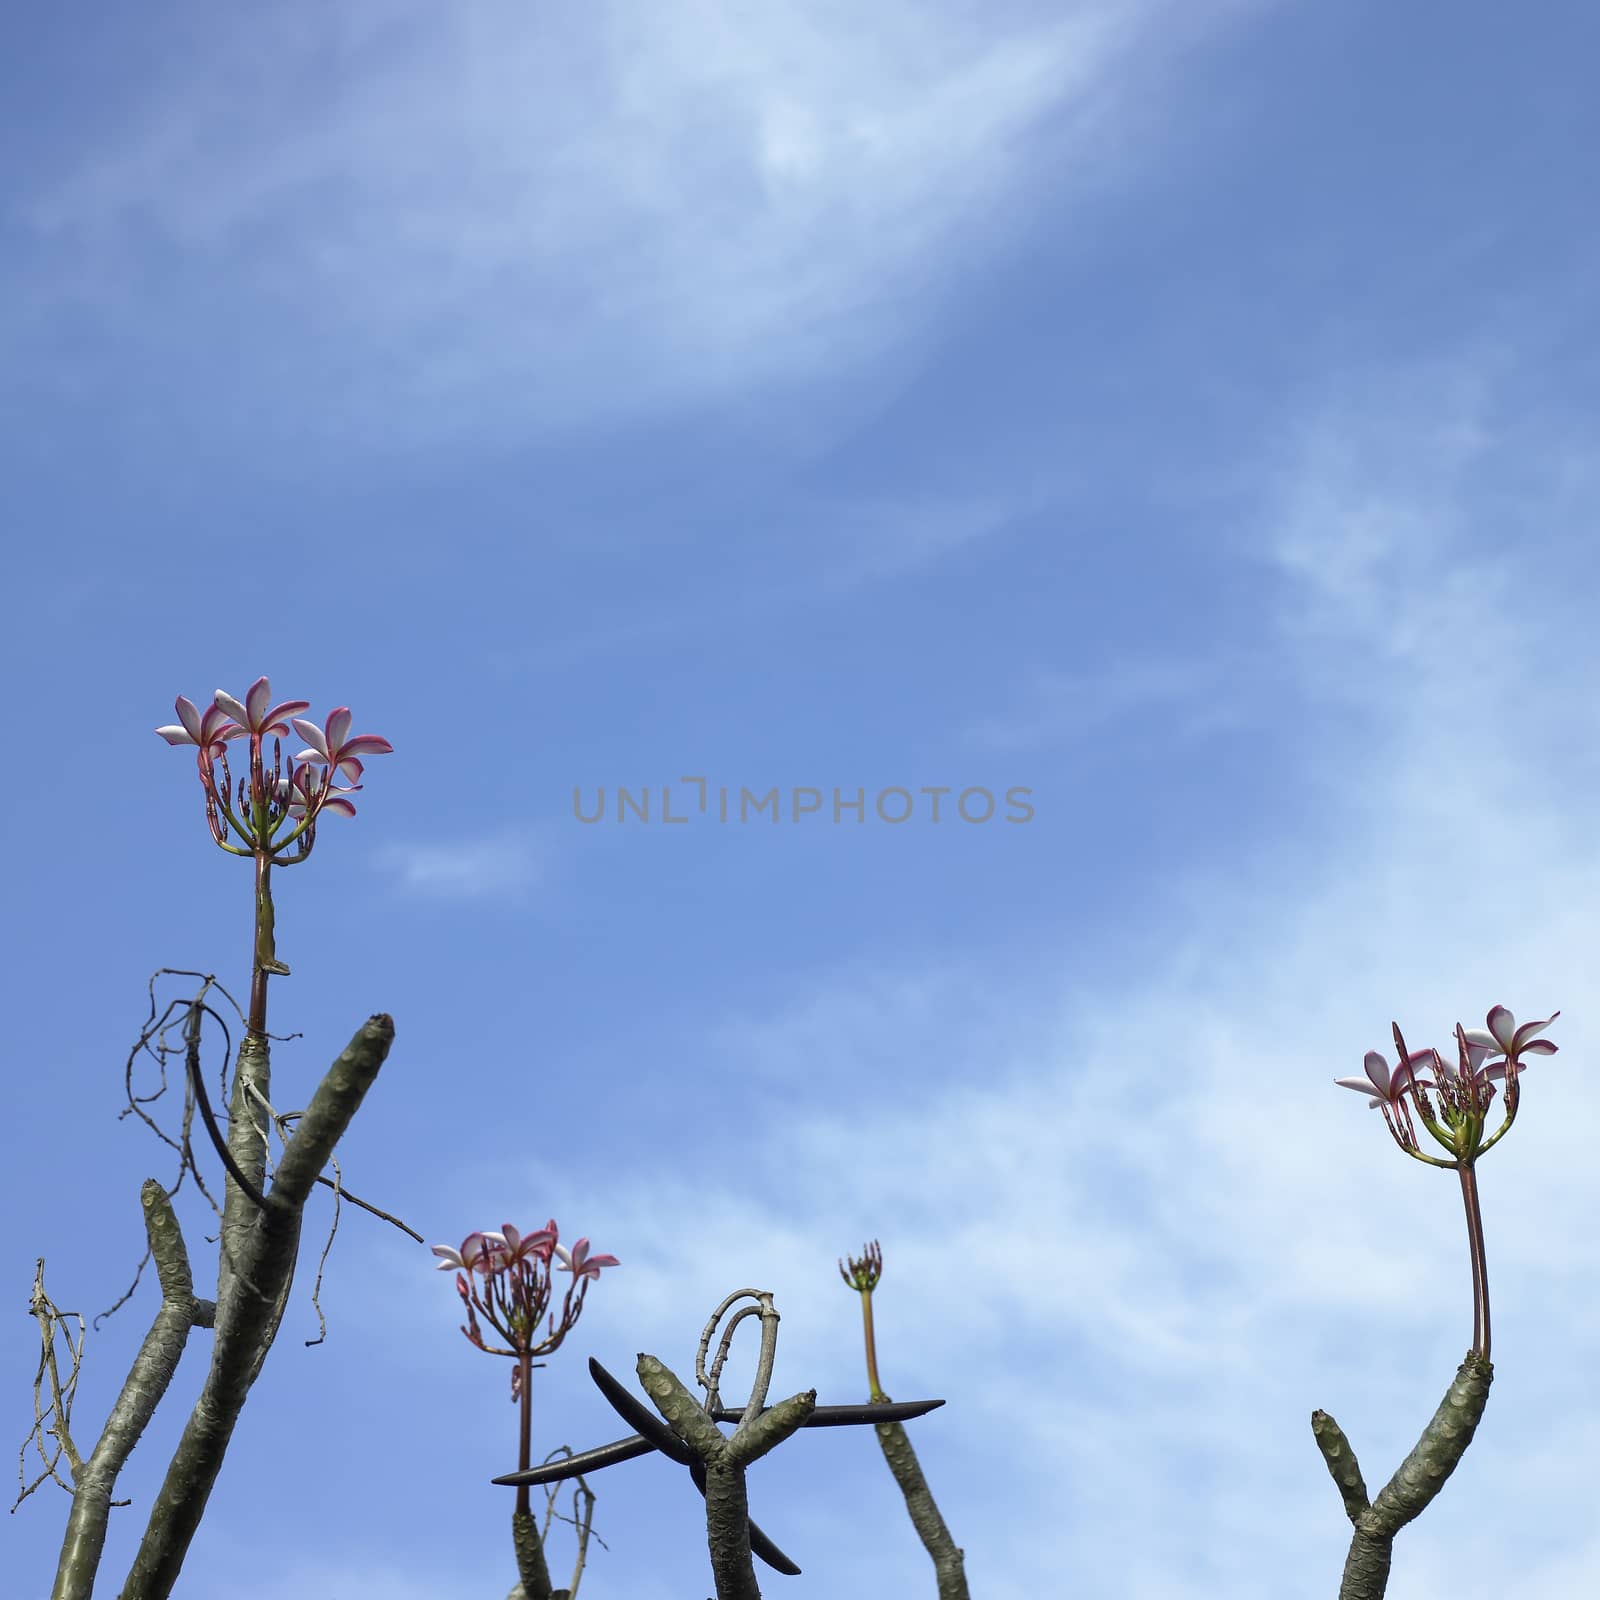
325,707,354,751
245,676,272,726
316,795,358,818
200,704,243,742
1483,1004,1516,1051
262,699,312,731
337,734,394,759
1511,1011,1560,1049
1335,1077,1384,1106
155,724,195,745
214,690,251,726
291,719,330,758
175,696,204,742
1333,1078,1385,1107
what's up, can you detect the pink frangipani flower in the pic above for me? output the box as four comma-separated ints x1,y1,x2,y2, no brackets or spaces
1335,1046,1436,1109
431,1232,509,1277
1462,1005,1560,1073
1429,1024,1495,1086
499,1220,559,1269
213,676,310,739
273,762,359,820
555,1237,620,1282
155,696,246,758
1338,1006,1561,1171
292,707,394,784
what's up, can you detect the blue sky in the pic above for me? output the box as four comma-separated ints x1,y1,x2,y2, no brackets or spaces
4,2,1599,1596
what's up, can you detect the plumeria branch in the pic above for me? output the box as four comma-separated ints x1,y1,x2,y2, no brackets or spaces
46,1186,216,1599
1319,1003,1560,1599
503,1451,606,1600
431,1220,618,1598
1333,1004,1560,1363
156,677,392,1031
1314,1355,1494,1600
113,1014,397,1599
840,1242,969,1600
20,681,407,1600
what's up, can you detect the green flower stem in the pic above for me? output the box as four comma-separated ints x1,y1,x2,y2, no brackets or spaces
1314,1353,1494,1600
859,1288,886,1403
251,853,289,1027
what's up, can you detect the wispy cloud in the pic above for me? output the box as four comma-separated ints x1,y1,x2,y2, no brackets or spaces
377,831,540,900
966,653,1259,751
10,1,1266,451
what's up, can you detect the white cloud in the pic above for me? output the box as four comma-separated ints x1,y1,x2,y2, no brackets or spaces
377,831,540,899
11,1,1269,449
478,361,1600,1595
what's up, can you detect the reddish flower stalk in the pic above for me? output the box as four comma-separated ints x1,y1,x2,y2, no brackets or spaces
157,677,392,1033
431,1222,618,1517
1335,1004,1560,1360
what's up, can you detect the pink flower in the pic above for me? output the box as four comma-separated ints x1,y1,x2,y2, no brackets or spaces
1425,1024,1496,1088
291,707,394,785
431,1232,508,1277
213,676,310,739
1461,1005,1560,1078
1335,1045,1436,1109
555,1237,619,1282
499,1221,559,1269
273,762,360,820
155,696,246,758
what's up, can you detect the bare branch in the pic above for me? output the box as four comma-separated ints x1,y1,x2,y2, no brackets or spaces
50,1184,212,1600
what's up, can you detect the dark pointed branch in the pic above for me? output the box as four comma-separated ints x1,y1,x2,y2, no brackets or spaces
1314,1352,1493,1600
583,1356,802,1577
638,1353,815,1600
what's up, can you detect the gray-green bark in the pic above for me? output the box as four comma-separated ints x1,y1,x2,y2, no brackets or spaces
509,1508,571,1600
1313,1352,1493,1600
47,1014,396,1600
872,1392,969,1600
50,1186,214,1600
636,1353,815,1600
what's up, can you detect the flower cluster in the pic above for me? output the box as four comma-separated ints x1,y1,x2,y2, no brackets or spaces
432,1221,618,1395
1336,1004,1559,1165
839,1239,888,1402
156,676,393,858
838,1239,883,1293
